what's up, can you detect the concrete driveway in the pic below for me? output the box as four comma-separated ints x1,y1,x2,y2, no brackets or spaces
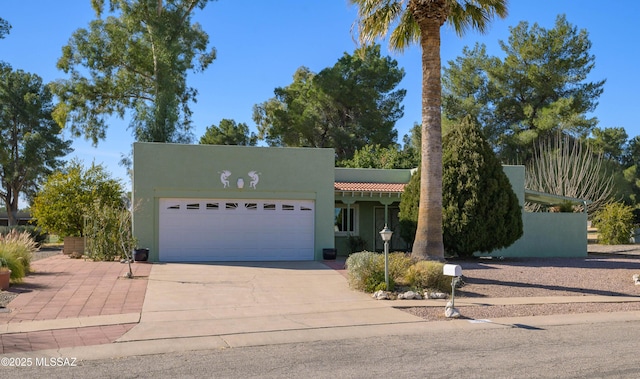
118,261,423,346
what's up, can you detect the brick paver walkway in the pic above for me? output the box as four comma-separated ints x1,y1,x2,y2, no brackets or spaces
0,254,151,353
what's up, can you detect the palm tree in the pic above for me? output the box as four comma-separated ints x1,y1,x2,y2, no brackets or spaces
350,0,507,260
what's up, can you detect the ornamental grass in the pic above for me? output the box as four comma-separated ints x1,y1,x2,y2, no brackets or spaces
0,230,39,282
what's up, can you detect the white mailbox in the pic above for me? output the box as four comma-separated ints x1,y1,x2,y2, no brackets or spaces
443,264,462,277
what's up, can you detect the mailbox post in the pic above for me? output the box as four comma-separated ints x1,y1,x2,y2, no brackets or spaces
443,264,462,318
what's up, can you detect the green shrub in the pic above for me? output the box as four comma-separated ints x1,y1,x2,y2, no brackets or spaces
84,201,137,261
0,249,25,282
31,160,125,237
387,252,416,286
593,202,635,244
404,260,451,293
347,235,367,254
345,251,379,291
367,270,395,292
346,251,415,292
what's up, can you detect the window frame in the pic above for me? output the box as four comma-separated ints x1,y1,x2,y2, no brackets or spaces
334,204,359,236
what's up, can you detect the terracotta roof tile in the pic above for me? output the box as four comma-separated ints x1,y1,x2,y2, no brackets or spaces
334,182,406,193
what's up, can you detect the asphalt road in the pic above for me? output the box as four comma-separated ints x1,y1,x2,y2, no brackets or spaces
6,319,639,378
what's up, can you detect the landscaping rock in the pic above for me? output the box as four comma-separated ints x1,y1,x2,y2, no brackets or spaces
398,291,422,300
445,306,461,318
427,292,448,299
633,274,640,285
372,290,390,300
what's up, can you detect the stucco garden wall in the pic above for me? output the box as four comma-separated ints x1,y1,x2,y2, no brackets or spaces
493,212,588,258
479,165,587,258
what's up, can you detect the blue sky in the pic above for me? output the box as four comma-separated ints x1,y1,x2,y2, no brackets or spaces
2,1,639,192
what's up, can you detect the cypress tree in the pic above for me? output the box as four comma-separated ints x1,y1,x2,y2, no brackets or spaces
442,116,522,257
399,168,420,246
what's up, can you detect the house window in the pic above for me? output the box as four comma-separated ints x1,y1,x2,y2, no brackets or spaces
335,204,358,235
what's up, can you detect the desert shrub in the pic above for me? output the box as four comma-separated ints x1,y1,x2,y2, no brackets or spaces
593,202,635,244
346,251,379,291
387,252,416,286
346,251,415,292
404,260,451,293
84,201,137,261
367,270,395,292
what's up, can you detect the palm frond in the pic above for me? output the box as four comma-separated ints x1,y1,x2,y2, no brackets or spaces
389,8,420,51
350,0,411,51
447,0,508,36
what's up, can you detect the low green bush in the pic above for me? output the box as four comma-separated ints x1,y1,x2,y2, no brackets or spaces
346,251,416,292
403,260,451,293
367,270,395,292
387,253,416,287
0,249,26,282
593,202,635,245
345,251,379,292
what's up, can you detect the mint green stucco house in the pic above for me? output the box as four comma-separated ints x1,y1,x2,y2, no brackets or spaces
133,143,587,262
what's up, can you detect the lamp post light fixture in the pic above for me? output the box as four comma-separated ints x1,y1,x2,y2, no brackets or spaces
379,225,393,290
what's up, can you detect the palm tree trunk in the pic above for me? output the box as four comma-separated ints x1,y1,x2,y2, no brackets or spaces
411,5,445,261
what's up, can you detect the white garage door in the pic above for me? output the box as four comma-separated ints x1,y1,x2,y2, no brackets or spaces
159,198,315,261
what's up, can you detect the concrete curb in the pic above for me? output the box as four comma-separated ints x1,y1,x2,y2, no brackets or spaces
0,313,141,334
3,310,639,362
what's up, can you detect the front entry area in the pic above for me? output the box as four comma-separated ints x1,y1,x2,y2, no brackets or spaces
374,206,408,252
158,198,315,262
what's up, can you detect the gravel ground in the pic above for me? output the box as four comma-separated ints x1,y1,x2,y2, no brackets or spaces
403,245,640,321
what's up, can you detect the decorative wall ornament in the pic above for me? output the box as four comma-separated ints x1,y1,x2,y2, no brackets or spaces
219,170,231,188
248,171,261,189
219,170,259,189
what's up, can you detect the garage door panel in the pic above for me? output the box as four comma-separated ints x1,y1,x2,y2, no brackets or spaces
159,199,315,261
